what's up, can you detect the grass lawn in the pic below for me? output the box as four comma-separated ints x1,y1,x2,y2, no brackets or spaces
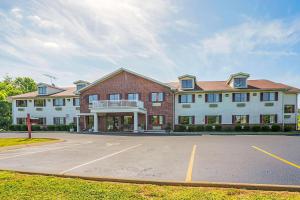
0,138,57,147
0,171,299,200
298,115,300,130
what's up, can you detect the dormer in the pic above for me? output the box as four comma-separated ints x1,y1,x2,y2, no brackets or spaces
227,72,250,89
73,80,90,91
37,83,64,96
178,75,196,90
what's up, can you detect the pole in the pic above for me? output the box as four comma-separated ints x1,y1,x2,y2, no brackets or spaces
26,113,32,139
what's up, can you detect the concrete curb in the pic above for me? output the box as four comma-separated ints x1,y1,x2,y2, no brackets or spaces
3,170,300,192
0,139,65,152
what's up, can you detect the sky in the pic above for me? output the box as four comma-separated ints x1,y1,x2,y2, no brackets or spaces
0,0,300,95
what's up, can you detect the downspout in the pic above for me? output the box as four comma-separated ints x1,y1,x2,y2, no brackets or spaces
173,91,175,130
296,94,299,130
282,91,285,130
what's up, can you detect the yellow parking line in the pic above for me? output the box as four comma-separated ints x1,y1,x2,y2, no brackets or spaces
252,146,300,170
185,145,197,182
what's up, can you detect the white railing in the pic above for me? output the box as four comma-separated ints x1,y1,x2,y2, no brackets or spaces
91,100,144,110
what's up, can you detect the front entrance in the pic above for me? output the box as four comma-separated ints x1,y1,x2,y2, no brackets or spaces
106,115,134,132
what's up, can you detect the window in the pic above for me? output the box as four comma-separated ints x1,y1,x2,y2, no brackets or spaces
206,93,222,103
36,118,46,125
261,115,277,124
179,116,194,125
128,93,139,101
205,115,222,124
73,98,80,106
16,118,26,125
34,99,46,107
38,86,47,95
233,93,248,102
284,105,295,113
151,92,164,102
53,117,66,125
233,115,249,124
179,94,193,103
53,98,65,106
109,93,120,100
261,92,277,101
181,79,193,89
88,94,98,104
76,84,85,91
234,78,247,88
151,115,164,125
16,100,27,107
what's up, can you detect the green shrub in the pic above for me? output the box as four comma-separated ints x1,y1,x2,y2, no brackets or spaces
47,125,55,131
174,125,186,132
195,125,204,132
9,124,16,131
31,125,41,131
243,125,250,131
20,125,27,131
284,125,293,132
205,125,213,131
215,125,222,131
223,127,232,132
261,126,270,132
252,126,261,132
187,125,196,132
271,125,281,132
235,125,242,131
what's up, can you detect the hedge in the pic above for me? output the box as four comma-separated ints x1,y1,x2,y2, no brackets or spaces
8,125,76,131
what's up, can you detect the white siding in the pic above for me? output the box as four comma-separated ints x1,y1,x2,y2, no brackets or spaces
12,97,79,125
175,91,298,125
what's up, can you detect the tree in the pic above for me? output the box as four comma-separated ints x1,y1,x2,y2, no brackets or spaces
0,76,37,130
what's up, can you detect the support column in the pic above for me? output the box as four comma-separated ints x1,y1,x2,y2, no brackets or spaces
94,113,98,132
76,116,80,132
145,112,148,130
134,112,138,133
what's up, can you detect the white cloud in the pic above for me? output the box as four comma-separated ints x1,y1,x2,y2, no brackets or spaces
10,8,22,19
197,19,300,56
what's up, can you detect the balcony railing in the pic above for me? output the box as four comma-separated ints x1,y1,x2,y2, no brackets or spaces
91,100,144,110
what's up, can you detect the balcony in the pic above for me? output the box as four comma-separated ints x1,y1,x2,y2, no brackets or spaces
90,100,145,113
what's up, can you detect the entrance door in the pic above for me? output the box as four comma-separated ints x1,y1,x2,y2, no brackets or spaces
123,116,133,131
106,116,121,131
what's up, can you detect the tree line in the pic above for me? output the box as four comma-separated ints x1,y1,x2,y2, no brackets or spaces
0,76,37,130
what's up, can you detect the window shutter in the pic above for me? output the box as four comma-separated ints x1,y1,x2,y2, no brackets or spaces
192,116,195,124
149,93,152,102
247,115,250,123
205,94,208,102
275,114,278,123
260,93,263,101
275,92,278,101
178,116,181,124
205,116,208,124
232,115,235,124
163,115,166,124
219,94,222,102
260,115,263,124
53,99,55,106
107,94,110,100
178,95,181,103
232,93,235,102
247,93,250,102
63,98,65,106
64,118,66,125
119,93,122,100
192,94,195,103
73,98,75,106
219,115,222,124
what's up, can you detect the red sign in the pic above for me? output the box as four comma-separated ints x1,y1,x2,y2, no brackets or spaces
26,113,32,139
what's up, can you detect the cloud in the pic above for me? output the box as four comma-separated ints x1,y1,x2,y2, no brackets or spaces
10,8,22,19
197,19,300,56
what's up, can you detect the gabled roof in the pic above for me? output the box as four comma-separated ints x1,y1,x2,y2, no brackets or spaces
10,87,77,99
37,82,64,91
78,68,176,92
226,72,250,84
178,74,196,79
167,79,300,93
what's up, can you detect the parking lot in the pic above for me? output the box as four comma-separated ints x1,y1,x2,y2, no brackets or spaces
0,133,299,185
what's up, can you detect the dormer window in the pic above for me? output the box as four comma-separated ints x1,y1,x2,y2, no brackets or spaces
234,78,247,88
76,84,86,91
181,79,193,89
38,86,47,95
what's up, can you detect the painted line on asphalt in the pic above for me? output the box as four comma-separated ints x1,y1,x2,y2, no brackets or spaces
185,144,197,182
60,144,142,175
252,146,300,169
0,142,93,160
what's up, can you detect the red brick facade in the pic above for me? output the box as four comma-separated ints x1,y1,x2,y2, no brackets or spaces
79,71,174,131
